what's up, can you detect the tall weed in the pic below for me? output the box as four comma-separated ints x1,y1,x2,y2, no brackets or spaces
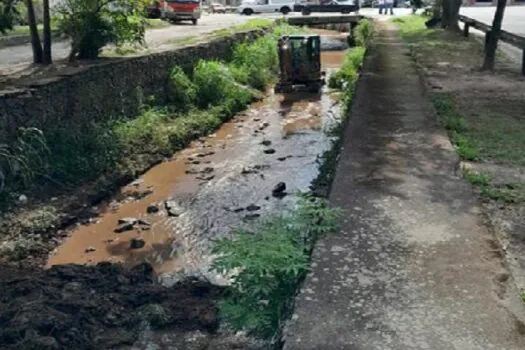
167,66,196,110
213,195,340,338
354,19,374,48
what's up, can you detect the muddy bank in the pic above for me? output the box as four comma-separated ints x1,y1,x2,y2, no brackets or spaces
0,262,222,350
0,31,351,349
47,78,343,287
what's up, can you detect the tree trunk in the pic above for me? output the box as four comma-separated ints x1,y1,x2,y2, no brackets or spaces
26,0,43,64
447,0,462,31
482,0,507,71
441,0,450,28
42,0,52,64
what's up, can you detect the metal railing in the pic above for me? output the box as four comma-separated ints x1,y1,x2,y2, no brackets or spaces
459,14,525,75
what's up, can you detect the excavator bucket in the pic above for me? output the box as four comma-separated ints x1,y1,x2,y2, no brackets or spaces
275,35,325,93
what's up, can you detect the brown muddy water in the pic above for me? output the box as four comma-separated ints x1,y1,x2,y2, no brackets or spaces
47,37,347,290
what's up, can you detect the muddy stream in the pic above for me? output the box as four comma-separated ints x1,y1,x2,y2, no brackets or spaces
47,33,348,291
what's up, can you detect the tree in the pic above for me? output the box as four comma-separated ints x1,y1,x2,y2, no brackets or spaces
26,0,43,63
42,0,51,63
440,0,462,31
0,0,19,33
481,0,507,71
55,0,146,61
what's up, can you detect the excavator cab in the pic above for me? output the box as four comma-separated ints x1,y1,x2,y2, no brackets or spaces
275,35,325,93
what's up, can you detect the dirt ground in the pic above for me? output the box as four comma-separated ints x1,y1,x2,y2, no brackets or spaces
0,262,223,350
396,16,525,296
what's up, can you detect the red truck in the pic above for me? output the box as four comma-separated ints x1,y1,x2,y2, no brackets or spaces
160,0,202,25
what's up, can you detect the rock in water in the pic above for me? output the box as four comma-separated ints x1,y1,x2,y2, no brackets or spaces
147,205,159,214
264,148,276,154
261,140,272,146
272,182,286,197
130,238,146,249
85,246,96,253
246,204,261,212
114,222,134,233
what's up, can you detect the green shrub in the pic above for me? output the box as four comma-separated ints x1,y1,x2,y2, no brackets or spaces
213,195,340,337
167,66,196,110
193,60,252,108
55,0,146,60
354,19,374,48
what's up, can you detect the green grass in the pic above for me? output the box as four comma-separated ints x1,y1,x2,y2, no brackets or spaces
462,169,490,187
432,94,479,161
213,195,340,338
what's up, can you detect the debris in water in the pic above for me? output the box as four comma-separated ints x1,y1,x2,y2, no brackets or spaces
201,167,214,174
115,222,135,233
261,140,272,146
278,156,288,161
130,238,146,249
264,149,276,154
137,219,151,227
147,205,160,214
118,217,138,225
246,204,261,212
85,246,96,253
234,208,245,213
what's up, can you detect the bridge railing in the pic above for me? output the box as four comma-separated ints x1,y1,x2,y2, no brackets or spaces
459,15,525,75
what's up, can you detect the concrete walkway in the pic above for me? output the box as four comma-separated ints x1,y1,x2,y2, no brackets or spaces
283,23,525,350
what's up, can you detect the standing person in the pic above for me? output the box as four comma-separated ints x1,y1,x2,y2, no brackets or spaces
378,0,385,14
385,0,394,15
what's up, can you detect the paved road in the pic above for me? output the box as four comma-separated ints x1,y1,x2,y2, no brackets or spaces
0,13,253,71
1,7,524,72
460,6,525,35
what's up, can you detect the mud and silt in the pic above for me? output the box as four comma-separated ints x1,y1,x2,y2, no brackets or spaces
47,49,346,288
0,33,348,349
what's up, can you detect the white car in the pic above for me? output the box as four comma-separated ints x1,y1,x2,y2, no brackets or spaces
238,0,296,15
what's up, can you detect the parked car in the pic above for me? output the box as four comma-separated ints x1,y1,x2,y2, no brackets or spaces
160,0,202,25
294,0,359,15
209,2,227,12
237,0,296,15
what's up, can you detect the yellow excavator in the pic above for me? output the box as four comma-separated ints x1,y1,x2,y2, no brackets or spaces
274,35,326,93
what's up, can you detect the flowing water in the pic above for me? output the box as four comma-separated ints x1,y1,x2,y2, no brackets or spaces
47,33,348,288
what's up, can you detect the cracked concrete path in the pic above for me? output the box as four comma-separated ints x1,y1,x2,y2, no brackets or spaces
283,23,525,350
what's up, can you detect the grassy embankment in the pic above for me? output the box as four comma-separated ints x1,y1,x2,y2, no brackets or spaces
393,15,525,204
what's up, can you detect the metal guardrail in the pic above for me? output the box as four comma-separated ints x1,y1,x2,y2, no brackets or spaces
459,14,525,75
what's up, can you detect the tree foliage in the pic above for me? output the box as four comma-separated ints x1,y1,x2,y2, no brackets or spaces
54,0,147,60
0,0,19,33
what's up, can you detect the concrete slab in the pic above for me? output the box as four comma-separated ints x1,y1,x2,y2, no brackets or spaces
283,22,525,350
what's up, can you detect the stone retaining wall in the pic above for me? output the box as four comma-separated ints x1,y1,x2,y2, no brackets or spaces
0,29,264,141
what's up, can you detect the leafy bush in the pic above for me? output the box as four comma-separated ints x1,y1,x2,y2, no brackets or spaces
167,66,196,110
354,19,374,48
328,48,364,90
55,0,146,60
193,60,252,108
213,195,340,337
